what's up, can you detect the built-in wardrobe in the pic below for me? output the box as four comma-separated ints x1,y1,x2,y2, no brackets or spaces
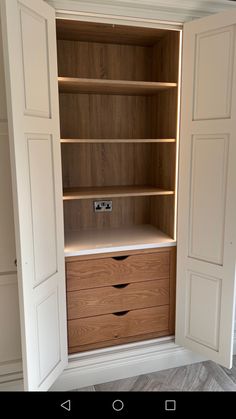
57,20,179,353
0,0,236,391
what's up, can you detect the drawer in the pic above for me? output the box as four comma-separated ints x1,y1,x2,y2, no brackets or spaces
66,251,170,291
67,278,169,319
68,305,169,349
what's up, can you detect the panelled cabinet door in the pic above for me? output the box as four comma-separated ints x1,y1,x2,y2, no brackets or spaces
0,0,67,390
176,10,236,368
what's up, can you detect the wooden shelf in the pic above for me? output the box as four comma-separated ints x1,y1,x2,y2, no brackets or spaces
64,225,176,256
61,138,176,144
58,77,177,95
63,186,174,201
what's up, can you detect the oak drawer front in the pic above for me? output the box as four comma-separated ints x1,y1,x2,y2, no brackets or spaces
67,278,169,319
68,305,169,348
67,251,170,291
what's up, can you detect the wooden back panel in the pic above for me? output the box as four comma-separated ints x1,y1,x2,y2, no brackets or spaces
57,39,152,81
58,26,179,241
63,196,150,231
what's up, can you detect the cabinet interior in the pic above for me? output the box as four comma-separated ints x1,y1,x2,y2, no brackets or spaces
56,20,180,254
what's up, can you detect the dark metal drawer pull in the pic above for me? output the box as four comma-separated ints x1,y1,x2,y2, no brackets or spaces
113,310,129,316
112,283,129,289
112,255,129,261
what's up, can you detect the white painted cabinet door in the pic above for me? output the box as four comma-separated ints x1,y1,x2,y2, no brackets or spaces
0,0,67,390
176,10,236,368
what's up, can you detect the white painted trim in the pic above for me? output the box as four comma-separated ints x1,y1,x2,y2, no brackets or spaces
54,7,183,30
0,360,23,390
47,0,236,23
50,335,236,391
0,359,22,377
51,335,236,391
1,334,236,391
0,377,23,391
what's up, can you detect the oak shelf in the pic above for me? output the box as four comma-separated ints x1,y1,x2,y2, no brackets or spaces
58,77,177,95
63,185,175,201
61,138,176,144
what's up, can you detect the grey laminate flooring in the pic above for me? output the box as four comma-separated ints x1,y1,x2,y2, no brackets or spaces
76,356,236,391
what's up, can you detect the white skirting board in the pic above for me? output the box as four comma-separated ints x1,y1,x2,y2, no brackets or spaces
1,335,236,391
50,337,206,391
0,372,23,391
52,334,236,391
0,360,23,391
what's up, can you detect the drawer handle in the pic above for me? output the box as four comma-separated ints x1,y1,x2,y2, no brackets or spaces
112,255,129,261
112,283,129,289
113,310,129,316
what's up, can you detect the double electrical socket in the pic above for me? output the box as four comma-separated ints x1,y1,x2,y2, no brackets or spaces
94,200,112,212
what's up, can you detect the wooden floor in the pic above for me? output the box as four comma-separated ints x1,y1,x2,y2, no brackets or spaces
76,356,236,391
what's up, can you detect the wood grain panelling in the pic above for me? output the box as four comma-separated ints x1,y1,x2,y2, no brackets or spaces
61,143,175,189
69,329,170,353
56,23,179,79
66,244,174,262
66,250,170,291
63,195,175,238
67,278,170,319
149,30,179,237
148,92,178,239
68,305,169,350
152,31,180,83
62,143,151,188
59,93,151,139
56,19,169,46
57,40,152,81
150,143,176,190
150,90,178,139
63,196,150,231
66,247,176,352
169,247,176,334
150,195,175,238
58,25,179,245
